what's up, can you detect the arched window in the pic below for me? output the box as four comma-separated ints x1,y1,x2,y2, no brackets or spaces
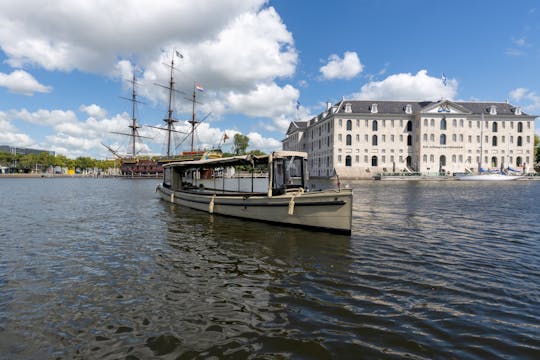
346,120,352,131
517,136,523,146
492,136,498,146
346,134,352,146
491,157,497,167
345,155,352,167
372,120,378,131
406,121,413,132
372,135,378,146
492,122,498,132
406,156,412,167
423,133,427,141
439,155,446,167
371,156,378,167
517,122,523,133
440,118,447,130
440,134,446,145
407,134,412,146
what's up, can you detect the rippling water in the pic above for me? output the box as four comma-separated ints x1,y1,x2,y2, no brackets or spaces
0,178,539,359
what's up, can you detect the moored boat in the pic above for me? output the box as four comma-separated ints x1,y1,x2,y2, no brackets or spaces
456,173,523,181
156,151,353,234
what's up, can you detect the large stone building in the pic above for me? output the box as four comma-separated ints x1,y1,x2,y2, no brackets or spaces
282,99,537,178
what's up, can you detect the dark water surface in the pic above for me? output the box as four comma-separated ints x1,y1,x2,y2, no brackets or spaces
0,178,539,359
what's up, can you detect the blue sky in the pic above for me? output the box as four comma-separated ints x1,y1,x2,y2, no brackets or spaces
1,0,539,159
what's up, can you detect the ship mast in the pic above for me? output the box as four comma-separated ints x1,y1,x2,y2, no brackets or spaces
188,83,200,152
164,54,178,157
128,72,141,157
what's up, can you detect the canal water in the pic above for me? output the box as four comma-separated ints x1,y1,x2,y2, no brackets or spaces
0,178,538,359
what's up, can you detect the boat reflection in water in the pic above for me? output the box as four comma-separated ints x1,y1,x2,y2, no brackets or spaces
157,151,353,234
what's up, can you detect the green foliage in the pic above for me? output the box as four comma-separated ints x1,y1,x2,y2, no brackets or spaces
233,133,249,155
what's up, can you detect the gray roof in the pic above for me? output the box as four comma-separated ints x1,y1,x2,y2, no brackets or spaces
333,100,530,116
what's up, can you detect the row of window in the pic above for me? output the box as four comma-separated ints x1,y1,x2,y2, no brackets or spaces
335,154,530,167
335,133,531,146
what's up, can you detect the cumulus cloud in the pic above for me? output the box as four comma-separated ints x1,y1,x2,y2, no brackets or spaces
0,112,35,146
509,87,540,113
0,70,52,95
0,0,266,72
352,70,457,101
80,104,107,119
320,51,363,80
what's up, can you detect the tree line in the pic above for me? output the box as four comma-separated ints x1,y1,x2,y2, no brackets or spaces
0,151,118,173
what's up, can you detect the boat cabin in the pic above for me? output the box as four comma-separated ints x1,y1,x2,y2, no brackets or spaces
163,151,308,196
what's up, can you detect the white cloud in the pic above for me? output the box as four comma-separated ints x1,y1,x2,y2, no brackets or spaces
0,112,35,146
0,0,267,72
246,131,281,152
509,87,540,113
0,70,52,95
320,51,363,80
80,104,108,119
352,70,457,101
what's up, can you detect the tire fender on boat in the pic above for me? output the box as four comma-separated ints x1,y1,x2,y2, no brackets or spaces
288,194,296,215
209,194,216,214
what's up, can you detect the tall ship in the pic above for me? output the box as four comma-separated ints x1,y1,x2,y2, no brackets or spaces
103,72,163,177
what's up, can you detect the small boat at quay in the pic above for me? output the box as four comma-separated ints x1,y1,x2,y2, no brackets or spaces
156,151,353,234
457,173,523,181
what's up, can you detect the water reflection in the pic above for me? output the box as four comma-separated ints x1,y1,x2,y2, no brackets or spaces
0,179,539,358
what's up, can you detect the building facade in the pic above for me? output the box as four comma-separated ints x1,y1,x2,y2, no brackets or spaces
282,100,537,178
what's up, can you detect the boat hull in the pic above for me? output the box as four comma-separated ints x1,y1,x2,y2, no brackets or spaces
157,185,353,234
457,174,523,181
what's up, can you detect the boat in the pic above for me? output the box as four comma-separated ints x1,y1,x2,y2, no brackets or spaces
457,172,523,181
102,72,162,177
156,151,353,234
457,111,523,181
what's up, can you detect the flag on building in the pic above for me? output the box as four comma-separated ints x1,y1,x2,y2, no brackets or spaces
195,82,205,92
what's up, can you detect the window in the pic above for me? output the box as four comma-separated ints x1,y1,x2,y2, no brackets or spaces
407,134,412,146
452,134,457,142
517,136,523,146
371,156,378,166
492,136,497,146
356,134,360,142
492,122,498,132
452,119,457,127
440,118,447,130
423,133,427,141
406,120,413,131
424,118,428,126
423,154,427,163
345,155,352,167
440,134,446,145
338,134,342,142
372,120,378,131
430,134,434,142
346,134,352,146
338,155,342,163
440,155,446,167
339,119,342,127
372,135,378,146
516,156,522,166
346,120,352,130
517,122,523,132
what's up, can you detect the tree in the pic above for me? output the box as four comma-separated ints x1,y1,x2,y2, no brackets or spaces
74,156,95,170
233,134,249,155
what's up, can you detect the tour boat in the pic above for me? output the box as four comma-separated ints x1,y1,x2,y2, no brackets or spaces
156,151,353,234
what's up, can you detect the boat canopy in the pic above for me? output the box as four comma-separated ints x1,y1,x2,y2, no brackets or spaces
163,151,308,169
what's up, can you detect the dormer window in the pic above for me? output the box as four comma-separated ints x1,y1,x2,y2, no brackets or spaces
489,105,497,115
345,103,352,113
370,103,378,114
514,106,522,115
405,104,412,114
